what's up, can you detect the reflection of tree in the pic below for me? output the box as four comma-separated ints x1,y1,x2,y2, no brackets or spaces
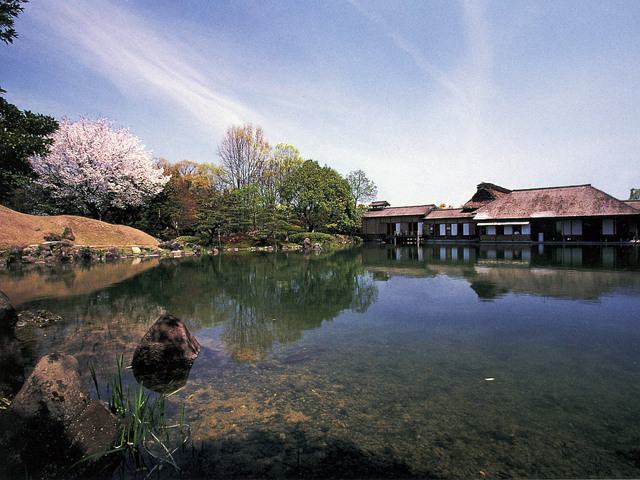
469,280,508,300
129,250,378,362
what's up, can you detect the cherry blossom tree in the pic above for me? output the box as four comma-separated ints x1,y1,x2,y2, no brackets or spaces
29,117,168,220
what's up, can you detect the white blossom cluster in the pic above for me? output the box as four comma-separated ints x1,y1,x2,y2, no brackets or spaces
30,117,169,218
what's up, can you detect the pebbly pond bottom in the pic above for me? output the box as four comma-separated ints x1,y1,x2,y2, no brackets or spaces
2,244,640,478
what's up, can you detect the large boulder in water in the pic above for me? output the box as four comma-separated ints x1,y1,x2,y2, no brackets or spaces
0,353,120,479
132,314,201,392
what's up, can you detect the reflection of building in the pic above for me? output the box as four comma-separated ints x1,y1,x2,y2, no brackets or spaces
362,244,640,300
361,183,640,244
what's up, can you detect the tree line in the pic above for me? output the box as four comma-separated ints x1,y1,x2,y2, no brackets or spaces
2,115,378,243
0,2,378,245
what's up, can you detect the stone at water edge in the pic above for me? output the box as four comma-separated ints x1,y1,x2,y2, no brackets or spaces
0,290,25,400
0,290,17,331
0,353,120,479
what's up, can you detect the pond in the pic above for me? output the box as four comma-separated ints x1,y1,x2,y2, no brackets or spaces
2,244,640,478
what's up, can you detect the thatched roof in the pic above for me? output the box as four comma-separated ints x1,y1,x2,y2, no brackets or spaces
474,185,639,220
625,200,640,211
362,205,434,218
463,182,512,211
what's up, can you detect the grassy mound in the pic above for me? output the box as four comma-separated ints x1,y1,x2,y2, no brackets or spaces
0,205,159,249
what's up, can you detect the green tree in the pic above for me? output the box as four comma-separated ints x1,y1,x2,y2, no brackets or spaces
0,97,58,202
630,188,640,200
279,159,354,233
191,163,226,244
259,143,303,206
346,169,377,211
0,0,27,45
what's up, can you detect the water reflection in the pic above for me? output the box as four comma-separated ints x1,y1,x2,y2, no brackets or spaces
1,245,639,371
363,244,640,300
2,246,640,477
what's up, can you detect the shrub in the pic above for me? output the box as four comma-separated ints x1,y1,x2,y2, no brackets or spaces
174,236,201,245
288,232,335,245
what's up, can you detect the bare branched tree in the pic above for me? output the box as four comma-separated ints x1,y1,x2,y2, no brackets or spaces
217,124,271,190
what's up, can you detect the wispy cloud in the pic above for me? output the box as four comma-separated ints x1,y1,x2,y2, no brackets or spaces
30,0,256,132
346,0,467,105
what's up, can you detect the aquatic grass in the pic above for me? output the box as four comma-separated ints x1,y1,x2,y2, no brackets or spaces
76,355,190,477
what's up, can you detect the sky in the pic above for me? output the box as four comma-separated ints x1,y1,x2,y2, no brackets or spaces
2,0,639,207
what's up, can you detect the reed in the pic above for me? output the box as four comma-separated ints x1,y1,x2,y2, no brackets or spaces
76,355,189,476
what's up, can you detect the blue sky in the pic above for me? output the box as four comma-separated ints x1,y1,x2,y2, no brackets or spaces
2,0,639,206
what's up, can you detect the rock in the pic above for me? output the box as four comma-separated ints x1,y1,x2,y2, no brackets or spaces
9,245,22,264
132,315,201,393
16,310,63,328
313,242,323,253
56,246,74,262
0,354,120,479
302,237,312,250
40,240,73,249
169,250,183,257
0,330,25,399
131,246,142,254
62,227,75,241
44,232,62,242
192,244,202,255
0,290,17,332
21,255,38,264
0,291,23,398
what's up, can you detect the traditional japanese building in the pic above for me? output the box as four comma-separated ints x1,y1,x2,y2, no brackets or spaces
360,183,640,244
473,184,640,243
360,204,434,242
421,208,476,240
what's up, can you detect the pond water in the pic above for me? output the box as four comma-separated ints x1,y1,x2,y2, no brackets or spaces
2,244,640,478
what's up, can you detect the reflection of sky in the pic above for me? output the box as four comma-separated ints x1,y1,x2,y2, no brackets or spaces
354,273,640,365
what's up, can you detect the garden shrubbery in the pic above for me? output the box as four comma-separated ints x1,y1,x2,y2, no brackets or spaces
288,232,334,245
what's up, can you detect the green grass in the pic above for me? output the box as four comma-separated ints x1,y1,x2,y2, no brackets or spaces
80,355,189,476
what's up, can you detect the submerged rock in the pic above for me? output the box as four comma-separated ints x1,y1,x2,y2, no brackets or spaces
132,314,201,393
0,353,119,479
16,310,64,328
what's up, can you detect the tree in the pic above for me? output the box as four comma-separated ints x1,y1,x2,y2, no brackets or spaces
346,169,377,211
217,124,271,190
30,117,169,220
0,0,27,45
630,189,640,200
259,143,304,206
191,163,226,244
162,163,199,236
279,159,354,233
0,97,58,202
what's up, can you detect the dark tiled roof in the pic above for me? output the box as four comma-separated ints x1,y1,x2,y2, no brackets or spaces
362,205,434,218
474,185,639,220
423,208,474,220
